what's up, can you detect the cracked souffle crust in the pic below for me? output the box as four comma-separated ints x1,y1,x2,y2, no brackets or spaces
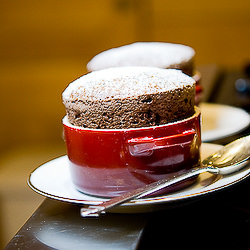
62,67,196,129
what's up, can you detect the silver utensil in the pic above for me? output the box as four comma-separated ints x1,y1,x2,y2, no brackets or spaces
81,135,250,217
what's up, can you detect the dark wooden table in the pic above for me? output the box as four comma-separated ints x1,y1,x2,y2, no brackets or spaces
4,66,250,249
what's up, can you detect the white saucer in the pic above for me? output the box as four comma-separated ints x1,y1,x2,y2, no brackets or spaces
200,103,250,142
28,143,250,213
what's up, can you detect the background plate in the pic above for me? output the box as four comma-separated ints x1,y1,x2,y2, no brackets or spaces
200,103,250,142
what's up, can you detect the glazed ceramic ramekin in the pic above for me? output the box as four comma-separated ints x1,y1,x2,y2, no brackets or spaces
63,107,201,197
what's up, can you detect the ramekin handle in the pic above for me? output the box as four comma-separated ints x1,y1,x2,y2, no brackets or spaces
127,129,196,157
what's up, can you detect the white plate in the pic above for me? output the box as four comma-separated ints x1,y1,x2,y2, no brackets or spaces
28,143,250,213
200,103,250,142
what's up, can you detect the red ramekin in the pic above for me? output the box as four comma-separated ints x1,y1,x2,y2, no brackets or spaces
63,107,201,198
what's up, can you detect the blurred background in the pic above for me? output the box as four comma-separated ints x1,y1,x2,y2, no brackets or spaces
0,0,249,247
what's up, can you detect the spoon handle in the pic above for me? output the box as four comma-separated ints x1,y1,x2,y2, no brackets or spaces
80,166,217,217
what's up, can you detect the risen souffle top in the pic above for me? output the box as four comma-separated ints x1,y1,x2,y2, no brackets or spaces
62,67,196,129
87,42,195,76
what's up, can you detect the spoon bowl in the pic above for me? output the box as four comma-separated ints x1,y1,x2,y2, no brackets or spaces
202,135,250,174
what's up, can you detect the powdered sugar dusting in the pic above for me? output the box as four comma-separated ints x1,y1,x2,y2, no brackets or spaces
87,42,195,71
62,67,195,101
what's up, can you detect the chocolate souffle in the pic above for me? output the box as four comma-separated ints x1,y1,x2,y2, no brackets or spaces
87,42,195,76
62,67,196,129
87,42,202,104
